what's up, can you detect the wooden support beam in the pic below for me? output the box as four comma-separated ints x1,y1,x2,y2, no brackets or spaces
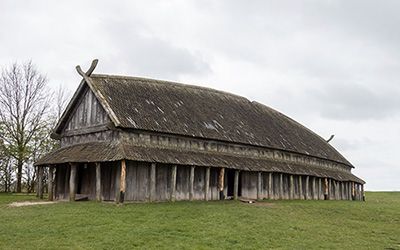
305,176,309,200
37,166,44,199
289,175,294,199
170,165,177,202
351,182,355,200
299,175,303,200
268,172,273,199
189,166,195,201
48,166,54,201
218,168,225,200
204,167,210,201
279,173,283,199
312,177,316,200
234,170,239,200
149,163,156,202
318,178,322,200
361,184,365,201
257,172,262,200
328,178,332,200
118,160,126,204
95,162,101,201
324,178,329,200
69,163,77,202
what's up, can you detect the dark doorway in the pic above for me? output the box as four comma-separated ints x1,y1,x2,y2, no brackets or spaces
227,169,241,197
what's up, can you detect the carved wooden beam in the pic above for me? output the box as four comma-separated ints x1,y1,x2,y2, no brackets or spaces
76,59,99,78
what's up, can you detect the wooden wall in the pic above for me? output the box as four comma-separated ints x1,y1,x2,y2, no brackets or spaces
63,87,110,133
54,162,361,202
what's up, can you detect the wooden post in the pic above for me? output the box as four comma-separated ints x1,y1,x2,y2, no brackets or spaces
324,178,329,200
218,168,225,200
115,163,121,203
118,160,126,204
279,173,283,199
328,178,332,200
312,177,316,200
69,163,77,202
257,172,262,200
361,184,365,201
204,167,210,201
305,176,309,200
189,166,195,201
268,173,273,199
48,166,54,201
37,166,44,199
289,175,294,199
149,163,156,202
351,182,355,200
170,165,177,201
299,175,303,200
95,162,101,201
234,170,239,200
318,178,322,200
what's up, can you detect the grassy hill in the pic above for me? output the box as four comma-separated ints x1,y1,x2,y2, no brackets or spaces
0,192,399,249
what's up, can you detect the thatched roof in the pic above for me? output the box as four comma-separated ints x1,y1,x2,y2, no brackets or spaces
35,142,364,183
54,74,352,166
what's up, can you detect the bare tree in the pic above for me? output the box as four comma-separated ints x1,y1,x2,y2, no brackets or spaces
0,61,51,192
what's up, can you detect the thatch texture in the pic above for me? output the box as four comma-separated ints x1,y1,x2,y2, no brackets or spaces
36,142,364,183
54,74,351,166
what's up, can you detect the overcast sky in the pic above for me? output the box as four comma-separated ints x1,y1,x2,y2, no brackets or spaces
1,0,399,190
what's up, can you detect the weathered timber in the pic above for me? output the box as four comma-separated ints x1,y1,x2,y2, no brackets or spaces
95,162,101,201
328,178,332,200
37,166,44,199
298,175,303,200
290,175,294,199
305,176,309,200
118,160,126,203
279,173,284,199
189,166,195,201
312,177,316,200
218,168,225,200
361,184,365,201
234,170,239,200
324,178,329,200
257,172,262,200
268,173,273,199
48,166,54,201
69,163,77,201
171,165,177,201
149,163,156,202
205,167,210,201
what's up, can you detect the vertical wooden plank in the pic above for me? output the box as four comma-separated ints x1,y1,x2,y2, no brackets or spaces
234,170,239,200
118,160,126,203
289,175,294,199
189,166,195,201
268,173,273,199
312,177,316,200
256,172,261,200
328,178,332,200
204,167,210,201
318,178,322,200
38,166,44,199
324,178,329,200
305,176,309,200
361,184,365,201
69,163,77,202
279,173,283,200
95,162,101,201
218,168,225,200
150,163,156,202
48,166,54,201
298,175,303,200
170,165,177,201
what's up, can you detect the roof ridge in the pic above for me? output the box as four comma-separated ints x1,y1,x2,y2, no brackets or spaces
90,73,249,101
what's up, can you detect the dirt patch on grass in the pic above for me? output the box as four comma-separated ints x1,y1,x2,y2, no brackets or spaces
8,201,58,207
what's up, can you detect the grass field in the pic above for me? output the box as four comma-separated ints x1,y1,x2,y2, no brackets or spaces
0,192,399,249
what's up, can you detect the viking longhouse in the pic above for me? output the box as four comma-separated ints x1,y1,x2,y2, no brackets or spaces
36,60,365,203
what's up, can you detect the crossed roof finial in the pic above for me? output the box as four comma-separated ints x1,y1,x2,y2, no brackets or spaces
76,59,99,77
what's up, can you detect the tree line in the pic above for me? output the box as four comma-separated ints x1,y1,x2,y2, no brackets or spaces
0,61,69,193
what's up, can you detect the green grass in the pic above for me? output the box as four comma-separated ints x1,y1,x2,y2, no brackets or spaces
0,192,399,249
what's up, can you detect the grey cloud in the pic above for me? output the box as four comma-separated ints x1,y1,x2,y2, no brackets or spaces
308,82,400,121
